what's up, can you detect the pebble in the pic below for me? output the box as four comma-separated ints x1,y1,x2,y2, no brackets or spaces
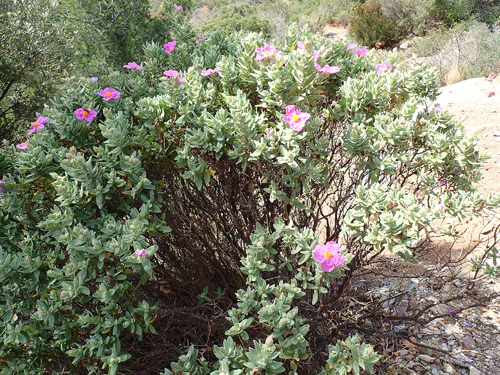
469,367,483,375
443,363,456,374
418,354,435,363
462,337,476,350
431,364,443,375
395,299,409,315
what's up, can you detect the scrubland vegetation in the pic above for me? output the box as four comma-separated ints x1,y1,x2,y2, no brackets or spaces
1,0,500,374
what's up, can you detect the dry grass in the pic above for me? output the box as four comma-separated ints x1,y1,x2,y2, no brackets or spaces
444,64,466,85
410,22,500,86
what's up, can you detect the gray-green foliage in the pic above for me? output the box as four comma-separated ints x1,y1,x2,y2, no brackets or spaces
319,334,380,375
0,15,498,374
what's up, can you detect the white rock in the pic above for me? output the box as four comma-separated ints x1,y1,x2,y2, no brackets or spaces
469,367,483,375
400,41,411,49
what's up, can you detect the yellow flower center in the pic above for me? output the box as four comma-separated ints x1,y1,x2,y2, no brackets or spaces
292,114,299,122
33,122,39,127
325,251,332,258
291,46,295,50
106,92,112,97
83,110,89,116
265,51,269,55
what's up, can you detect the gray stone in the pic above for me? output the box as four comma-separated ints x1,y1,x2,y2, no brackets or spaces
441,284,452,294
469,367,483,375
431,304,449,315
443,363,456,374
462,336,476,350
394,324,407,332
396,357,407,366
431,364,442,375
418,354,435,363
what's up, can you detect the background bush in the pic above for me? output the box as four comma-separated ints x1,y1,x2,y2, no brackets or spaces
0,0,74,143
349,0,400,47
379,0,440,36
433,0,500,26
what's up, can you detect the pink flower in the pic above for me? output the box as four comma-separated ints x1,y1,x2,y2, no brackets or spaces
283,105,310,132
355,48,367,57
255,42,280,61
135,249,147,258
315,63,341,74
164,41,176,53
123,62,142,71
91,77,99,82
201,67,219,76
98,87,120,100
173,3,183,11
74,108,97,122
164,70,186,84
347,43,358,50
437,179,446,186
313,50,320,62
164,69,179,77
197,36,204,40
331,101,337,108
376,61,392,73
437,203,446,210
16,142,28,150
434,105,442,111
313,241,345,272
264,128,270,136
29,116,48,135
297,41,304,50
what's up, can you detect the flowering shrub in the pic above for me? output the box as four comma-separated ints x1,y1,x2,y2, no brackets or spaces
0,16,498,375
349,0,400,48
